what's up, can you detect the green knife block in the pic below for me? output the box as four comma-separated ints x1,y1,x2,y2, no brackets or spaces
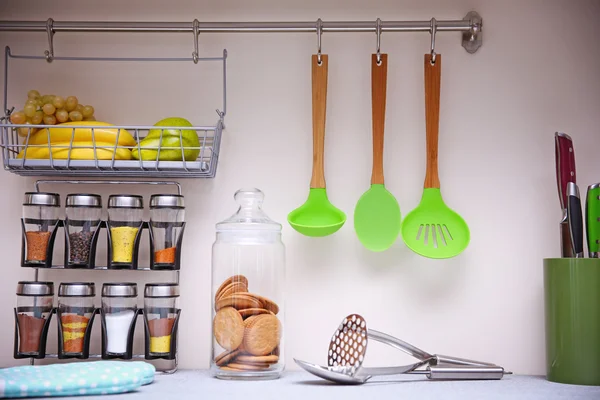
544,258,600,386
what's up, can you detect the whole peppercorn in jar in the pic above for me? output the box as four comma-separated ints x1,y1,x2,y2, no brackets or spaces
65,194,102,267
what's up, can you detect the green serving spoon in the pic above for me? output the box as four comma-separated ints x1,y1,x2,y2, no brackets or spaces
401,54,470,259
288,54,346,237
354,54,401,251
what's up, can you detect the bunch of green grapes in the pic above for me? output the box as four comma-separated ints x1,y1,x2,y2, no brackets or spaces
10,90,96,137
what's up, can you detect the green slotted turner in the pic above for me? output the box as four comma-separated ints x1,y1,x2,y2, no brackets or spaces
354,54,401,251
401,54,470,259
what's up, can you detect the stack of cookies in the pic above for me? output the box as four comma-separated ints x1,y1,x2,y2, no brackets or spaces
213,275,281,371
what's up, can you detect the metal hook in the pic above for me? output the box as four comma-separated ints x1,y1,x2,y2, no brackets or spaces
375,18,382,65
429,18,437,65
44,18,54,63
192,19,200,64
316,18,323,65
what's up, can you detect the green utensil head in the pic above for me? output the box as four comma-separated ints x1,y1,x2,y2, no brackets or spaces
587,185,600,255
288,188,346,237
354,184,401,252
401,188,470,259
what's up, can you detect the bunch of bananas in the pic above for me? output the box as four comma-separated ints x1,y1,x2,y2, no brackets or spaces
17,121,137,160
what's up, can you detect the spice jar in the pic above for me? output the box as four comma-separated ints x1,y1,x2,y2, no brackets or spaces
144,283,180,359
65,194,102,268
22,192,60,266
14,281,54,358
107,195,144,269
58,282,96,358
210,188,285,380
101,283,138,359
149,194,185,270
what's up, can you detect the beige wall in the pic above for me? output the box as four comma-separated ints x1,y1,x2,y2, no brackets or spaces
1,0,599,374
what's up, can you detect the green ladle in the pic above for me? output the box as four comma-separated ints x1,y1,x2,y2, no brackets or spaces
288,54,346,237
401,54,470,258
354,54,401,251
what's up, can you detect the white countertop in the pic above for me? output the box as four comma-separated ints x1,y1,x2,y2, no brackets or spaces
64,370,600,400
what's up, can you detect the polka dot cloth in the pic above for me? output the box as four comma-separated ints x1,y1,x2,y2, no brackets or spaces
0,361,154,398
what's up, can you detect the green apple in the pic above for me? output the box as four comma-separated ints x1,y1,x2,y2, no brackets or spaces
132,117,200,161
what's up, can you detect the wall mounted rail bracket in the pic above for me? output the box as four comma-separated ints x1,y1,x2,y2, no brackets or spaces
461,11,482,54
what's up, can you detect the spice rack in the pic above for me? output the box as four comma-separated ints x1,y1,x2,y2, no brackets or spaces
17,180,182,374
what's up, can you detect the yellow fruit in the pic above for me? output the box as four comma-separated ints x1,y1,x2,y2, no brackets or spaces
27,121,137,147
18,141,132,160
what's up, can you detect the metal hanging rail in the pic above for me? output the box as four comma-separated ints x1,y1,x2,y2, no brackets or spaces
0,11,483,53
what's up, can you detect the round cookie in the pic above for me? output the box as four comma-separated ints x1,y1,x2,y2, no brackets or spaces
217,282,249,302
238,308,274,319
236,355,279,364
216,294,262,311
251,294,279,315
226,362,270,371
213,307,245,351
215,349,240,366
243,314,281,356
215,275,249,300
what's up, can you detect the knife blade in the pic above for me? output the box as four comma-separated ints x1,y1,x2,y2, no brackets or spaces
586,184,600,258
555,132,576,257
567,182,584,258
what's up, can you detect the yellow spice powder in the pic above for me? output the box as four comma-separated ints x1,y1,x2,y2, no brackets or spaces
150,335,171,353
111,226,139,263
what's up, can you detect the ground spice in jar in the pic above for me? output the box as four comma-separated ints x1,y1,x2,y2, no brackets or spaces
17,313,46,353
148,317,176,353
69,231,94,264
61,314,90,353
154,247,176,264
110,226,139,263
25,231,51,262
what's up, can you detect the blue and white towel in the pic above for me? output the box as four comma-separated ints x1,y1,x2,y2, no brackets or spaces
0,361,155,398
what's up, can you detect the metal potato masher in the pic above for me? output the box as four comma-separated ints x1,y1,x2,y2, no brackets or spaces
294,314,511,385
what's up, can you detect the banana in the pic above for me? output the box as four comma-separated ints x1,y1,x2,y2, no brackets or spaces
18,141,132,160
26,121,137,147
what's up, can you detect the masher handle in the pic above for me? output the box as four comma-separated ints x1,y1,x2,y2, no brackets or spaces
424,53,441,189
368,329,433,361
434,354,498,367
310,54,328,189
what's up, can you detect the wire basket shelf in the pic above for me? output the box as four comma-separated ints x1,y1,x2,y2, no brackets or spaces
0,46,227,178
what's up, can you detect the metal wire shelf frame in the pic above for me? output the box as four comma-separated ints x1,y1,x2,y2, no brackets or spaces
0,46,227,178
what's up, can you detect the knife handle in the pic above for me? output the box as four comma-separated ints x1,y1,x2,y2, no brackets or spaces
567,182,584,257
555,132,576,209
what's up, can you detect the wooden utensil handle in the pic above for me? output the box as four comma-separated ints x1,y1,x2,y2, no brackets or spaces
371,53,388,185
310,54,328,189
424,53,441,189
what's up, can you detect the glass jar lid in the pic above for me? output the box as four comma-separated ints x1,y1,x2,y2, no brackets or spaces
58,282,95,297
150,194,184,209
144,283,180,298
108,195,143,209
16,281,54,296
216,188,281,232
23,192,60,207
102,283,138,298
66,194,102,208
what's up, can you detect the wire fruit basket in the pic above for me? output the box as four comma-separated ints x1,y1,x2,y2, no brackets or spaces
0,46,227,178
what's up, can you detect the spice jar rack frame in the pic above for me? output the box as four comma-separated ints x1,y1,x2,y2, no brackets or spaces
18,180,183,374
0,45,227,178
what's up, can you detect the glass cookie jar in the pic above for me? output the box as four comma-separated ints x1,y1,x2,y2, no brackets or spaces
210,188,285,380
